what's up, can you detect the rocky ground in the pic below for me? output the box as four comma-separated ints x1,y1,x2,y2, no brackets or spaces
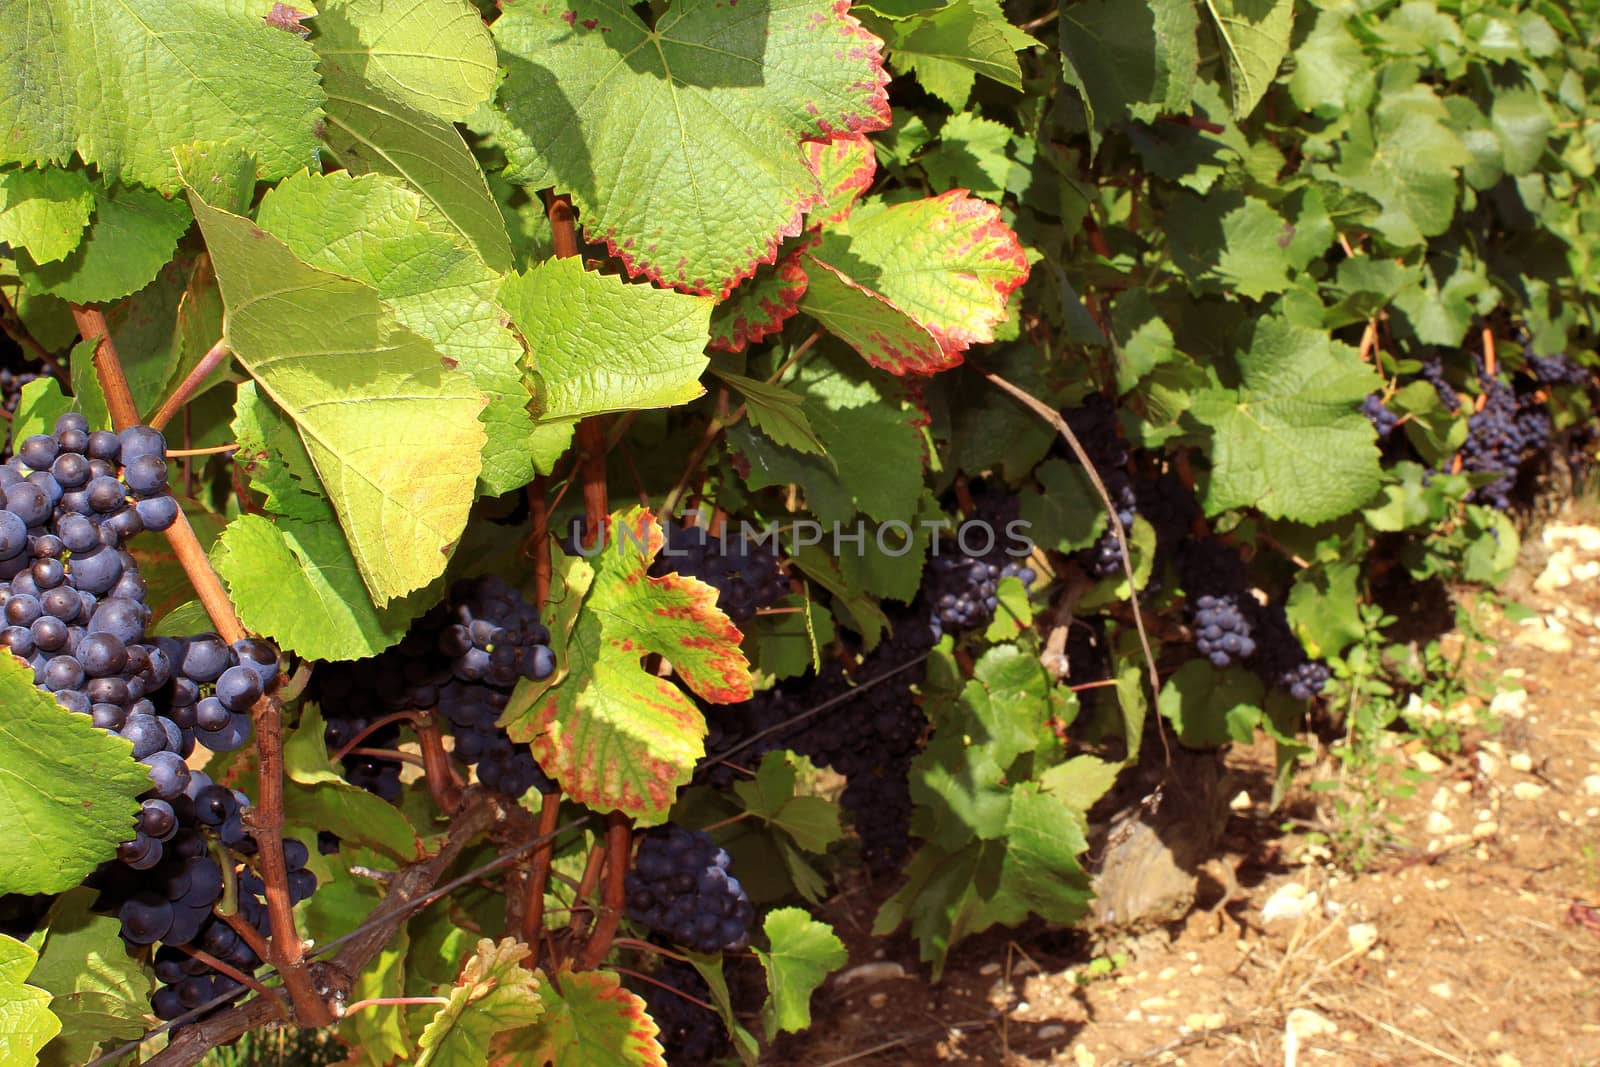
776,515,1600,1067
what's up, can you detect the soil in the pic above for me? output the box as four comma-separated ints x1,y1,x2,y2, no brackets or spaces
770,509,1600,1067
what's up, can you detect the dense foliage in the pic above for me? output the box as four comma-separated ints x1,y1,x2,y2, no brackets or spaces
0,0,1597,1063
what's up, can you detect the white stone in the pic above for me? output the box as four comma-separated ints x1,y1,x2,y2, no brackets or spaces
1262,883,1315,923
1583,775,1600,797
1413,750,1447,774
1429,981,1453,999
1425,810,1454,835
1512,781,1546,801
1347,923,1379,954
1509,752,1534,772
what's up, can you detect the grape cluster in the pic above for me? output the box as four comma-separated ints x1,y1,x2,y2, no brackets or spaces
1363,394,1398,438
1190,594,1256,668
1459,359,1550,510
1254,605,1331,700
639,961,730,1064
314,574,557,801
923,547,1035,640
650,522,790,623
1526,351,1591,386
1418,356,1462,413
695,686,802,789
1174,539,1256,669
624,826,754,953
1057,395,1139,578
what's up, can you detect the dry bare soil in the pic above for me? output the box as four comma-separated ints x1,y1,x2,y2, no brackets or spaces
775,514,1600,1067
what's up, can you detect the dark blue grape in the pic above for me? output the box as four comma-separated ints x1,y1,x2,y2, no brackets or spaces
135,495,179,532
18,434,58,470
69,548,124,594
141,751,190,800
124,454,168,496
118,426,166,464
78,632,127,676
181,636,229,683
214,665,261,711
118,894,173,945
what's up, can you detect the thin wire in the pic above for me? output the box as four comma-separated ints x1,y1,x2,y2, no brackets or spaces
83,817,590,1067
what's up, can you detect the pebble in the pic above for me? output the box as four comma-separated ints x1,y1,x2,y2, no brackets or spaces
1491,689,1531,717
1347,923,1379,954
1035,1024,1067,1040
1472,820,1499,839
1512,782,1546,800
867,992,887,1008
835,962,906,987
979,962,1000,976
1584,775,1600,796
1230,789,1253,810
1073,1046,1097,1067
1429,981,1453,999
1425,810,1454,835
1413,750,1447,774
1509,752,1534,772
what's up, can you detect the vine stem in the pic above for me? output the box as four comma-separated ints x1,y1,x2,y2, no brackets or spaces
519,791,564,949
71,304,330,1027
173,943,285,1017
329,710,425,762
149,337,230,430
577,811,633,969
213,908,273,967
342,996,450,1015
976,369,1168,764
528,474,552,607
544,190,630,972
608,965,717,1012
416,714,465,813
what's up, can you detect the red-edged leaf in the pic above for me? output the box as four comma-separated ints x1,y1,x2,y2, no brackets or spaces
418,939,545,1067
494,964,665,1067
803,133,878,225
798,255,952,374
501,508,755,822
807,190,1030,369
490,0,891,298
709,247,810,353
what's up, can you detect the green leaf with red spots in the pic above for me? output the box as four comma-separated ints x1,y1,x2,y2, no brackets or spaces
495,964,664,1067
804,133,878,225
803,190,1029,373
501,508,755,823
417,939,545,1067
709,247,810,353
487,0,890,297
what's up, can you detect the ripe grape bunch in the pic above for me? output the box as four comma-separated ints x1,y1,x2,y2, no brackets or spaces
1459,357,1550,510
638,961,731,1064
1363,394,1399,439
624,825,754,953
923,542,1036,639
0,415,317,1031
315,573,558,801
1174,539,1256,669
650,521,790,623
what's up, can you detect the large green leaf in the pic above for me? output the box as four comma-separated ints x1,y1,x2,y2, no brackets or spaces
1059,0,1199,135
1202,0,1293,119
15,180,192,305
0,935,59,1067
1190,317,1383,523
254,170,533,494
490,0,891,296
314,0,514,270
0,167,94,265
185,184,487,605
502,508,754,822
886,0,1035,111
0,0,324,192
731,752,842,853
29,891,151,1067
417,939,545,1067
310,0,496,122
499,258,713,423
0,655,148,895
807,190,1029,369
754,909,846,1039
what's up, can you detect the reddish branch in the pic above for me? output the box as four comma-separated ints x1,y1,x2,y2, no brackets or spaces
416,714,465,813
149,339,230,430
73,304,330,1027
528,474,552,607
519,791,564,948
577,811,633,968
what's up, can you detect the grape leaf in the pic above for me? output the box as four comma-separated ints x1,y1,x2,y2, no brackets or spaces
417,939,544,1067
280,707,424,862
712,371,825,455
28,890,151,1067
1059,0,1200,137
0,654,148,895
499,257,713,422
754,908,846,1038
1189,317,1383,523
884,0,1034,111
490,0,891,296
803,134,878,225
732,752,843,853
502,508,754,822
1165,191,1301,300
919,112,1012,198
682,953,760,1066
185,182,487,605
808,190,1029,367
310,0,496,122
10,379,74,453
725,355,925,526
1037,755,1121,811
15,181,192,305
314,0,515,271
503,965,663,1066
0,0,324,192
708,249,810,354
254,170,533,494
0,934,58,1067
1156,660,1263,746
1202,0,1294,120
796,257,949,374
0,167,94,265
